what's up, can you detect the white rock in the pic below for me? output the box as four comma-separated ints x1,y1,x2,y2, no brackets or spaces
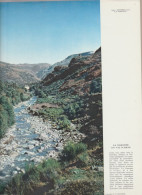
13,171,18,175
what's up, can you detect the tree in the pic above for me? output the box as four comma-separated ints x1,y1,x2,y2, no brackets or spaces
0,105,8,138
90,78,102,94
0,96,15,126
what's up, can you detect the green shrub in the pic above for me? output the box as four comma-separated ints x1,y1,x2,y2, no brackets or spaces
61,142,87,161
90,78,102,94
0,182,6,194
0,106,8,138
0,97,15,138
0,81,30,139
4,159,60,195
77,152,89,167
58,115,71,129
41,158,60,173
69,168,87,180
38,108,71,130
63,98,84,119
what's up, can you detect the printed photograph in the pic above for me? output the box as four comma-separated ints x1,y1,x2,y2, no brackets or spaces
0,0,103,194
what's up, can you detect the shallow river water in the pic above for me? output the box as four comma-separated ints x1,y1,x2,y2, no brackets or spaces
0,97,62,183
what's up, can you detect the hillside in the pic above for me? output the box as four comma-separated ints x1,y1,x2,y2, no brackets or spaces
0,51,94,84
28,47,103,194
0,61,50,85
0,48,103,195
37,51,94,79
41,47,102,142
42,47,101,95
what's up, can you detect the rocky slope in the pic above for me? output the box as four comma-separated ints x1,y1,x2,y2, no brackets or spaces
29,47,103,194
32,47,102,144
38,51,94,79
0,61,50,85
42,47,101,96
0,51,93,84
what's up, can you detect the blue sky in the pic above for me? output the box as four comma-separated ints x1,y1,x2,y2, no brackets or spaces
0,1,101,64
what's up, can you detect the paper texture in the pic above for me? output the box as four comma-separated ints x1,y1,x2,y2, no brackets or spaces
101,0,142,194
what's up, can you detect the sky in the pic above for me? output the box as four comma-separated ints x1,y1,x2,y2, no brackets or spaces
0,0,101,64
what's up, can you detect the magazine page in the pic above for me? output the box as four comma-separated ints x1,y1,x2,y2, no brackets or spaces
0,0,141,195
101,0,142,194
0,0,104,194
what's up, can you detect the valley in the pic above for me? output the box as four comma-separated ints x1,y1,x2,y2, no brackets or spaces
0,62,50,84
0,48,103,195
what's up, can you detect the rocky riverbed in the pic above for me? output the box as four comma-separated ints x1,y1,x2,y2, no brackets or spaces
0,97,85,184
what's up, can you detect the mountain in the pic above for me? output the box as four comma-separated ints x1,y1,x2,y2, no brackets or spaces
0,61,50,85
30,47,103,194
42,48,101,95
41,47,102,144
38,51,94,79
40,47,102,142
0,51,93,84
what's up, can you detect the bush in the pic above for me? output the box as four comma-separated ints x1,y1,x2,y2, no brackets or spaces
0,82,31,139
41,158,60,173
0,97,15,138
0,182,6,194
90,78,102,94
61,142,87,161
58,115,71,129
77,152,89,167
0,109,8,138
4,159,60,195
63,98,84,119
38,107,71,130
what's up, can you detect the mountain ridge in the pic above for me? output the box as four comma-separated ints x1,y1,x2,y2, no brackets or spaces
0,61,50,85
38,51,94,79
0,51,94,84
42,47,101,96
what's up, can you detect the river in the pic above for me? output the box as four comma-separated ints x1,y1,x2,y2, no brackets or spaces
0,97,62,183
